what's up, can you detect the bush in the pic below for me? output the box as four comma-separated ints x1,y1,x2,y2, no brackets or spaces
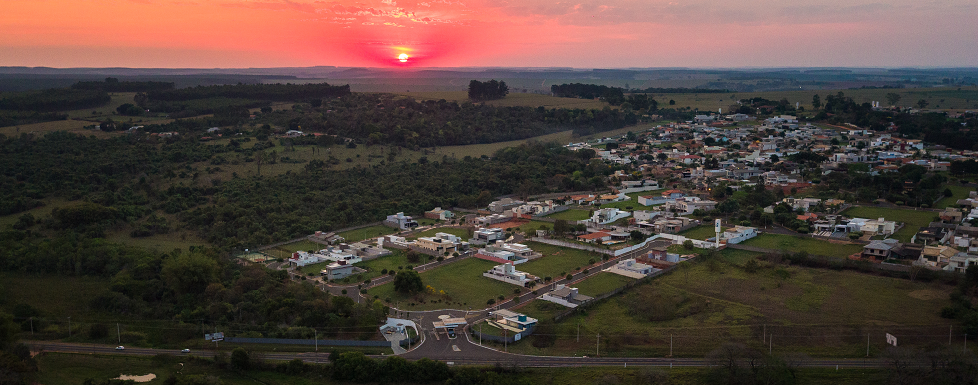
88,323,109,339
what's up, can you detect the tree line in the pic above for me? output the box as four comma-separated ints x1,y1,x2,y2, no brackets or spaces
72,77,175,92
468,79,509,101
0,88,110,113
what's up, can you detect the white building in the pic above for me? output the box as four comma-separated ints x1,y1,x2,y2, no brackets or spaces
470,227,506,245
720,226,758,244
605,258,659,279
540,284,594,308
483,263,536,287
589,208,631,225
288,252,324,267
321,262,355,280
385,212,419,230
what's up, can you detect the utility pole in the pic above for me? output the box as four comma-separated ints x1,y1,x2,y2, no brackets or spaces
763,324,766,344
866,334,870,357
670,335,673,357
597,334,600,357
950,326,953,345
30,317,33,336
117,323,121,343
479,323,482,346
768,333,772,354
577,323,580,343
315,329,318,352
68,317,71,338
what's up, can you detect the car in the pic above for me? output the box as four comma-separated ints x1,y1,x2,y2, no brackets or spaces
447,331,457,339
115,346,125,350
181,349,190,353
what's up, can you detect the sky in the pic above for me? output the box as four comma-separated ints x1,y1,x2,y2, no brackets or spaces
1,0,976,68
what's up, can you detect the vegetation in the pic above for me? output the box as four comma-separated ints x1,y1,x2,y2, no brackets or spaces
544,209,592,222
572,272,634,297
517,241,603,279
842,206,938,243
467,79,509,101
72,78,175,92
370,258,515,310
740,234,863,258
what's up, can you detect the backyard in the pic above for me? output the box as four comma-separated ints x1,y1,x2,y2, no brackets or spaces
504,248,956,358
517,241,608,280
842,206,939,243
740,234,864,258
367,257,518,311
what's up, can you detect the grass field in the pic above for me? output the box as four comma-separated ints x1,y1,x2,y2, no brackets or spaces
842,206,939,243
516,241,605,279
572,272,635,297
277,240,324,252
740,234,863,258
367,257,518,310
679,225,726,240
934,185,974,210
504,248,955,358
545,209,593,222
337,225,398,242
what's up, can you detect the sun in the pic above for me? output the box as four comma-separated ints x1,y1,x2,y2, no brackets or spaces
398,53,409,63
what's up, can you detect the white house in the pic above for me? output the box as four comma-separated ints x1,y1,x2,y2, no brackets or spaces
321,262,355,280
540,284,594,308
288,252,324,267
384,212,419,230
483,263,536,287
720,226,758,244
589,208,631,225
848,217,896,235
605,258,659,279
470,227,506,245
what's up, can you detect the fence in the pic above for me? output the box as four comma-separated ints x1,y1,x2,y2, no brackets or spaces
529,237,615,255
224,337,391,347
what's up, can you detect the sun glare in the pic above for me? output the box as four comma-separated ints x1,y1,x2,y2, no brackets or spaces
398,53,409,63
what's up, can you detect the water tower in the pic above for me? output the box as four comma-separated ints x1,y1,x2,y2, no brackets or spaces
715,219,722,248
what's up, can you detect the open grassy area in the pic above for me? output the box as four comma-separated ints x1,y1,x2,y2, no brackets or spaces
516,241,605,279
545,209,593,222
350,250,419,281
337,225,398,243
367,257,517,310
934,185,974,209
679,225,726,241
572,272,635,297
277,240,324,252
842,206,939,243
740,234,863,258
505,248,956,358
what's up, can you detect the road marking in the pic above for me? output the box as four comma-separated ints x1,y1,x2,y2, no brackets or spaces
452,345,460,352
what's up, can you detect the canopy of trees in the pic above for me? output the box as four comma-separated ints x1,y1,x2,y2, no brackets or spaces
0,88,110,113
467,79,509,101
72,78,175,92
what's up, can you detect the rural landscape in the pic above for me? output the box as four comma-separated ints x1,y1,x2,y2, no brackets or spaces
2,0,978,384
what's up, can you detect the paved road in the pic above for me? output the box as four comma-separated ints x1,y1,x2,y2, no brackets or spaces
30,341,888,369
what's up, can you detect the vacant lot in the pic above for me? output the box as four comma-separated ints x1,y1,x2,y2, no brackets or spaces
338,224,398,242
506,248,955,358
278,240,324,252
517,241,605,279
573,272,635,297
842,206,938,243
740,234,863,258
679,225,725,240
934,185,974,210
368,257,517,310
545,209,593,222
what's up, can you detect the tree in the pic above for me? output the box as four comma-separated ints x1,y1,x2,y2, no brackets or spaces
886,92,901,106
468,79,509,101
160,252,219,295
811,94,821,110
230,347,250,370
630,230,644,241
917,99,930,109
393,270,423,294
553,219,570,236
682,239,694,249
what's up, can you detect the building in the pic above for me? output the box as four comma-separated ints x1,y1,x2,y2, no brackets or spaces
470,227,506,245
540,284,594,308
663,197,716,215
861,239,900,261
424,207,454,221
499,243,542,260
488,198,524,213
321,262,355,280
288,252,323,267
720,226,758,244
483,263,537,287
849,217,897,235
589,208,631,225
605,258,659,278
577,231,611,243
415,233,465,255
489,309,538,332
913,227,951,245
379,235,415,249
471,214,511,227
384,212,419,230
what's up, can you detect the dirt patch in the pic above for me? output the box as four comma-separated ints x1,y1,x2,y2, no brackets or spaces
116,374,156,383
907,289,943,301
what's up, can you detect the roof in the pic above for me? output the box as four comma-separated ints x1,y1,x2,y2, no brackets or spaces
578,232,611,240
865,240,898,251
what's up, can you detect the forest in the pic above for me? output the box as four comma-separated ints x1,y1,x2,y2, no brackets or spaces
71,77,175,92
0,88,110,113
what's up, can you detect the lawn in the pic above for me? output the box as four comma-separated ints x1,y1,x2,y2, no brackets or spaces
933,185,974,209
505,248,956,358
740,234,863,258
351,250,423,281
842,206,939,243
337,224,398,242
545,209,593,222
678,225,726,241
517,241,606,279
367,257,518,311
408,226,469,240
277,240,324,252
572,272,635,297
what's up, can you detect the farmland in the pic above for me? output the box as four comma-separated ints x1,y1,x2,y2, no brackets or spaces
740,233,864,258
505,248,955,358
842,206,939,243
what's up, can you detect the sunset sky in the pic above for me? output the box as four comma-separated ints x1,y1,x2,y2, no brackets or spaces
1,0,976,68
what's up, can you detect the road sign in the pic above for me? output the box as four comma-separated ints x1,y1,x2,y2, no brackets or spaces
204,333,212,341
886,333,897,347
204,332,225,342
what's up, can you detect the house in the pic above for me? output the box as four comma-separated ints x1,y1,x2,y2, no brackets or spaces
605,258,659,279
415,233,465,255
488,198,524,213
471,214,511,227
379,235,415,249
320,262,355,280
288,252,324,267
384,212,419,230
619,179,661,193
651,217,693,234
470,227,506,245
483,263,537,287
939,208,964,223
848,217,897,235
913,227,951,245
424,207,454,221
284,130,304,138
206,127,221,133
589,208,631,225
499,243,542,260
663,197,716,215
639,189,685,206
945,253,978,273
861,239,900,261
489,309,538,332
540,284,594,308
720,226,758,244
578,231,612,243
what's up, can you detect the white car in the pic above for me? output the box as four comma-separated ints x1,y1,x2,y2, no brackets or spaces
181,349,190,353
115,346,125,350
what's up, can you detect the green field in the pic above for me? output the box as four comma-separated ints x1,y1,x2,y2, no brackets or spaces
740,234,863,258
351,250,419,281
679,225,726,241
934,185,974,210
337,225,398,242
517,241,605,279
505,248,955,358
572,272,635,297
842,206,939,243
278,240,325,252
367,257,518,310
545,209,593,222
